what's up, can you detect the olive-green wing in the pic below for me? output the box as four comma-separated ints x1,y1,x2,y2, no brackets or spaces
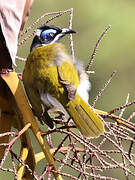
57,60,79,100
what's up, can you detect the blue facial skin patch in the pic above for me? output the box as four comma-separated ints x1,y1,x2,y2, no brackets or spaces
41,29,57,42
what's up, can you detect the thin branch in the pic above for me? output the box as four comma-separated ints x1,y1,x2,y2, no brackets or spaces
68,8,75,60
0,123,31,168
108,100,135,115
119,93,130,118
18,9,73,46
85,24,111,71
16,56,26,62
92,71,117,107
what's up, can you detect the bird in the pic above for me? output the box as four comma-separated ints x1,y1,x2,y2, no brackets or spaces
22,24,104,138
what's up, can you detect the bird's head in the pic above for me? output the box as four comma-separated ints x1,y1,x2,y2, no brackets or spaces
30,24,76,52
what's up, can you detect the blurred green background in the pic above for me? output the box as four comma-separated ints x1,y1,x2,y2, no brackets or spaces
2,0,135,179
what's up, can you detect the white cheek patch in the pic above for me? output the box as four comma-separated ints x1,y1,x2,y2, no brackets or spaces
49,33,63,44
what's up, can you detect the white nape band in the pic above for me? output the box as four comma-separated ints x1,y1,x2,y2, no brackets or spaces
36,29,42,37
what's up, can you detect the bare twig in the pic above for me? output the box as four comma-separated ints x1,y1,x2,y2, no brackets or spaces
0,123,31,168
68,8,75,60
92,71,117,107
16,56,26,62
85,24,111,71
18,9,73,46
108,100,135,115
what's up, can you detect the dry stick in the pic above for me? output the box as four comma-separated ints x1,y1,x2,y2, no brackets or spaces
18,30,36,46
38,165,49,180
48,170,52,180
19,9,73,38
128,112,135,159
92,71,117,107
97,97,135,132
0,123,31,168
18,9,73,46
52,167,117,180
85,24,111,72
99,112,135,132
82,152,88,180
0,132,16,138
54,158,91,178
11,153,18,180
108,100,135,115
128,111,135,121
58,131,73,171
0,166,15,174
42,119,135,177
72,142,85,179
116,94,130,179
118,138,130,180
68,8,75,60
51,169,79,180
15,56,26,62
104,133,135,168
10,150,38,180
103,115,135,164
105,127,135,144
58,147,71,172
42,117,135,174
109,126,130,139
40,124,76,136
58,129,135,176
45,12,67,25
53,135,69,156
128,113,135,160
128,136,135,159
89,153,96,180
47,133,54,149
35,146,86,164
68,128,83,177
119,93,130,118
84,24,135,179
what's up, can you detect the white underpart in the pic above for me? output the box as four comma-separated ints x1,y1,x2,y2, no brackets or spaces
74,60,91,103
77,73,91,103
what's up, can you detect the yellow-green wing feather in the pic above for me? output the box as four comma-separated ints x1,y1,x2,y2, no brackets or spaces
66,94,104,137
57,60,79,91
58,60,104,137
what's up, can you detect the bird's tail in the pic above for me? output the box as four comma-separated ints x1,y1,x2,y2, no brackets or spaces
65,94,104,137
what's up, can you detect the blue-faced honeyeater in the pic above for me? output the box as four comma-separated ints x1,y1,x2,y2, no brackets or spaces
22,24,104,138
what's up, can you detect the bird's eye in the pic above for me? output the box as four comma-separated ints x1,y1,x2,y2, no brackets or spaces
40,29,57,42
